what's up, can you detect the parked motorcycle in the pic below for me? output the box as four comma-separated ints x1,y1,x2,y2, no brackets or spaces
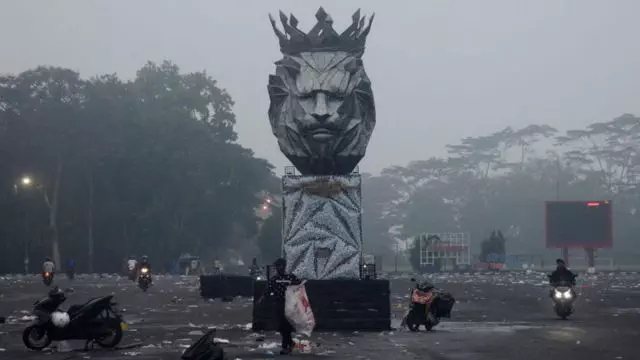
42,272,54,286
22,287,125,351
138,266,152,292
549,274,578,319
402,278,455,332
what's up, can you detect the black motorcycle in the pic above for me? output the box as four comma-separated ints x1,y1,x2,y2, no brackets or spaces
66,269,75,281
402,278,455,332
138,266,152,292
22,287,125,351
549,274,578,320
42,272,54,286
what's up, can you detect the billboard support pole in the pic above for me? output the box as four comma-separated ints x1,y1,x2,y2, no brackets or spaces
556,158,570,266
585,248,595,272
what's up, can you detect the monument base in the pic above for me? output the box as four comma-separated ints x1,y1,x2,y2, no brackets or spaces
200,275,254,299
252,279,390,331
282,174,363,279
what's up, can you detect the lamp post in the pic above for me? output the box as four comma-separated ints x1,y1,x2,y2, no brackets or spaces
16,176,34,274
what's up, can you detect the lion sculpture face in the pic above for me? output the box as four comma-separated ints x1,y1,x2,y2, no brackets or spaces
268,50,375,175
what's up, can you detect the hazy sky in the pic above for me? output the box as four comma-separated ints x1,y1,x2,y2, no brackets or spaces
1,0,639,174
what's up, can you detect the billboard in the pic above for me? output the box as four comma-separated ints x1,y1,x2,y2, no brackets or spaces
545,200,613,248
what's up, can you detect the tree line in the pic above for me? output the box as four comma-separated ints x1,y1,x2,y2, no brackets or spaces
2,61,638,273
359,116,640,268
0,62,278,274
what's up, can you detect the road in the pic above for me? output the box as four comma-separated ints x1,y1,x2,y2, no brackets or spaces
0,272,639,359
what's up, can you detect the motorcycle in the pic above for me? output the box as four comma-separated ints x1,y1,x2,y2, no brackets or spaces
66,269,75,281
138,266,152,292
250,267,266,281
42,272,54,286
548,274,578,319
402,278,455,332
22,287,126,351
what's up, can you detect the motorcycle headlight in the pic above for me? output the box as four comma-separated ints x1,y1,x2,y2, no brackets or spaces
555,290,572,299
256,276,264,280
141,268,148,274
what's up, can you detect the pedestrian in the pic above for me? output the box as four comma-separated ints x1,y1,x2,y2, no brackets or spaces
257,258,300,354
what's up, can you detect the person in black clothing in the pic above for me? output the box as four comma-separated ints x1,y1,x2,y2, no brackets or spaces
549,259,576,286
257,258,300,355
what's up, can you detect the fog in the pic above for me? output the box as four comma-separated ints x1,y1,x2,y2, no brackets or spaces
1,0,639,174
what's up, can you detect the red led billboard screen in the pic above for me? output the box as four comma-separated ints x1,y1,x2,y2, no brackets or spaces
545,200,613,248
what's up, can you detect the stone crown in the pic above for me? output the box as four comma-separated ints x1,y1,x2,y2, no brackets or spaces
269,7,375,56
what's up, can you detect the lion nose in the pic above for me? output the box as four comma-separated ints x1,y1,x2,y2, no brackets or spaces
312,114,330,123
311,93,329,123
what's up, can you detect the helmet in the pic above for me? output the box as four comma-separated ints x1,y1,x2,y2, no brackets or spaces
141,255,148,261
44,257,52,262
51,311,70,328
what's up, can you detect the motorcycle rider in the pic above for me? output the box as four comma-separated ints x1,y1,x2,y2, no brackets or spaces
549,259,576,286
137,255,152,284
43,257,55,275
257,258,300,355
138,255,150,274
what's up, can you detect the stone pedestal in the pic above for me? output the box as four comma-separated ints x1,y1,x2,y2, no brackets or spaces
281,174,362,279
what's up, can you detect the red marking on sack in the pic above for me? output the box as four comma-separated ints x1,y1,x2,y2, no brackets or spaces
300,291,311,312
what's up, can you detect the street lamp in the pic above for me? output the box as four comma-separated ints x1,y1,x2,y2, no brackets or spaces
21,176,33,187
16,175,36,274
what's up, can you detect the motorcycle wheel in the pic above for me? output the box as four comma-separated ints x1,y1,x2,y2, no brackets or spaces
406,317,420,332
95,320,123,348
554,305,571,320
22,325,52,351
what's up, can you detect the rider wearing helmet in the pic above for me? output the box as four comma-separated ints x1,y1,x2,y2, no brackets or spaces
549,259,576,286
139,255,150,269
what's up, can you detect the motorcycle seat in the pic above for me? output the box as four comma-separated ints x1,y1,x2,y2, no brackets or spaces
67,304,83,315
68,296,113,317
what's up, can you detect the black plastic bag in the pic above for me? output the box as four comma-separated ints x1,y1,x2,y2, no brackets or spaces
181,329,224,360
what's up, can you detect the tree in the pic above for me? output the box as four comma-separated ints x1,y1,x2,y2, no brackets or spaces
0,63,277,273
0,67,87,266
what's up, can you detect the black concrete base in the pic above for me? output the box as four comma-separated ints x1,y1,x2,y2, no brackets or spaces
200,275,254,299
252,279,391,332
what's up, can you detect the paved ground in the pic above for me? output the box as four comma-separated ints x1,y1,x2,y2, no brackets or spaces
1,272,639,360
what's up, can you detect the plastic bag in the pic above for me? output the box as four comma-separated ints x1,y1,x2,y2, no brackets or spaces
284,281,316,337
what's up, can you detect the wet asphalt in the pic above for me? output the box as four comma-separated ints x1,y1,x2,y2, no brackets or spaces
0,272,639,360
